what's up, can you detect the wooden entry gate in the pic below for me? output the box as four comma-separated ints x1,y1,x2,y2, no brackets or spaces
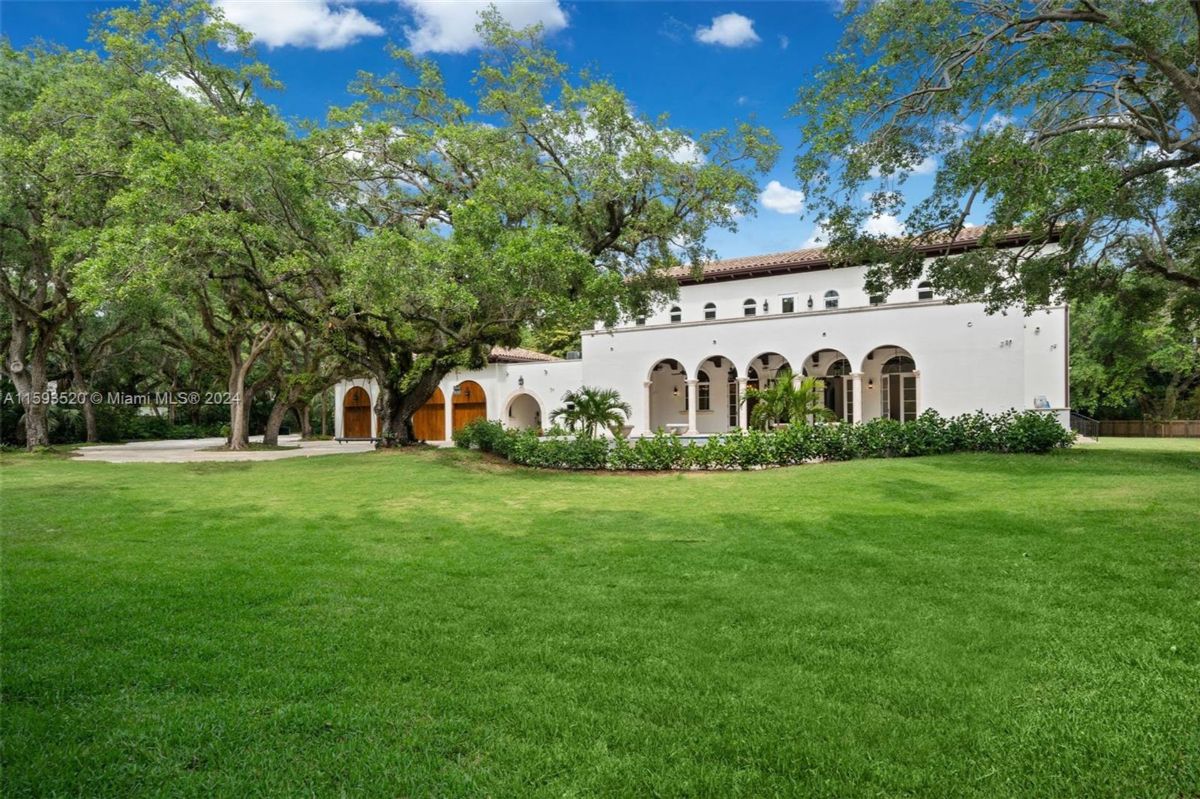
343,386,372,439
452,381,487,432
412,388,446,441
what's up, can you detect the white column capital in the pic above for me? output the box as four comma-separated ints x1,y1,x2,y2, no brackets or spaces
686,377,699,385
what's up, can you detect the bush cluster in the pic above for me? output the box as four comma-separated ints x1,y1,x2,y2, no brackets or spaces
452,409,1073,471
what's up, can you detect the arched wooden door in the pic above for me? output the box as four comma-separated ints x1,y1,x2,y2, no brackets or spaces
412,387,446,441
452,381,487,432
343,386,372,438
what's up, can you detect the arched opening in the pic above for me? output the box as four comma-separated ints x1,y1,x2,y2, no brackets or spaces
862,346,918,421
824,290,839,309
804,349,853,422
917,281,934,301
669,305,682,323
648,359,688,432
343,386,372,439
694,355,739,433
451,380,487,432
506,393,542,432
412,387,446,441
742,298,757,317
745,352,792,427
703,302,717,320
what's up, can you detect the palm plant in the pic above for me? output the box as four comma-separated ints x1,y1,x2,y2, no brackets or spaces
550,386,632,438
742,370,835,430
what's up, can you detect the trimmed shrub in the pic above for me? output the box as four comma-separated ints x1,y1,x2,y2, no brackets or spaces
453,410,1072,471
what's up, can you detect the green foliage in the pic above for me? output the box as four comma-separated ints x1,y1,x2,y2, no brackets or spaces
742,371,834,430
793,0,1200,312
549,387,632,438
453,410,1072,470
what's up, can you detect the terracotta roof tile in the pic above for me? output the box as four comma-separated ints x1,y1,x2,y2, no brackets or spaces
667,226,1038,284
488,346,561,363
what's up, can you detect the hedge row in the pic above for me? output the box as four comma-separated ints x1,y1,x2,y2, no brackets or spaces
452,409,1073,471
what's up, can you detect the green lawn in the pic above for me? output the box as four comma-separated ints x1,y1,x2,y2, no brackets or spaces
2,441,1198,797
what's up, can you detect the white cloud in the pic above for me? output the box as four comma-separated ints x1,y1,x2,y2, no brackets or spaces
803,219,830,248
863,213,905,237
400,0,567,54
778,34,789,50
669,137,706,165
216,0,383,50
695,13,760,47
760,180,805,214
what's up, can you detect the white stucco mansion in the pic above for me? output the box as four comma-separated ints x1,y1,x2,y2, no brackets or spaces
335,228,1069,441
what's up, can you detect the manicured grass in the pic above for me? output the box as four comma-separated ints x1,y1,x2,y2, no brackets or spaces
2,441,1198,797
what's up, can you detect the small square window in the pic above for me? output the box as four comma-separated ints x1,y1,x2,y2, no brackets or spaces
781,296,795,313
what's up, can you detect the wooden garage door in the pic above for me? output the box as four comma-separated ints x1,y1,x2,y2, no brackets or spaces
412,388,446,441
343,386,372,438
451,380,487,432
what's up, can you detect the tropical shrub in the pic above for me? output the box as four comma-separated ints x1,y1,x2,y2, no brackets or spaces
452,410,1073,470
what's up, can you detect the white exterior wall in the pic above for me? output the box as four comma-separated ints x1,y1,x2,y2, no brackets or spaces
334,361,583,440
336,258,1070,439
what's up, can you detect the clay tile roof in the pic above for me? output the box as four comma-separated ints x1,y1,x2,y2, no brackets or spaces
666,225,1040,285
488,346,561,363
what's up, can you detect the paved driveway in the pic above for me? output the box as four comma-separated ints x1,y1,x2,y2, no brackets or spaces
75,435,375,464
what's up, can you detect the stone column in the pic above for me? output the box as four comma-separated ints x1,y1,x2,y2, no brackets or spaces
736,377,749,430
850,373,864,424
686,378,699,434
442,383,454,441
643,380,653,435
912,369,922,419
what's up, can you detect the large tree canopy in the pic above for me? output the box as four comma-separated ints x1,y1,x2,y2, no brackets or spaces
322,14,777,443
793,0,1199,314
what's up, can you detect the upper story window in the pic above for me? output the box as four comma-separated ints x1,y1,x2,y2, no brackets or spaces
917,281,934,301
870,293,886,306
635,316,646,326
703,302,717,320
669,306,682,323
743,299,757,317
780,295,796,314
824,290,839,309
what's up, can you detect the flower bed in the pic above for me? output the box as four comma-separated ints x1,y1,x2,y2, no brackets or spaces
452,410,1073,471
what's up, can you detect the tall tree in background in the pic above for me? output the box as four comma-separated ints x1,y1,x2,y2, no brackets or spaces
793,0,1198,314
323,15,776,444
0,45,131,449
82,1,343,449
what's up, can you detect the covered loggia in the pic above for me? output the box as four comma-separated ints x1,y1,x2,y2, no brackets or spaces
646,359,688,432
505,392,543,432
862,345,919,421
802,348,854,422
693,355,740,433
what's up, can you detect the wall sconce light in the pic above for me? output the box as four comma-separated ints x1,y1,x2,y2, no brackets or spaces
762,300,769,313
807,295,814,310
868,379,875,389
672,386,679,397
518,376,525,388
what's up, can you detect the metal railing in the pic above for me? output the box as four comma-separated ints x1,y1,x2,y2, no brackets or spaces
1070,412,1100,440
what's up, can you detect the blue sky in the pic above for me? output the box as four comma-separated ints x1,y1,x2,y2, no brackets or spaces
2,0,934,259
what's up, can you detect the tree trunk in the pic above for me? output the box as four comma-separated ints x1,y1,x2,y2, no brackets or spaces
319,390,327,437
227,367,251,450
375,368,447,447
298,402,313,439
261,394,290,447
70,362,98,443
8,321,51,450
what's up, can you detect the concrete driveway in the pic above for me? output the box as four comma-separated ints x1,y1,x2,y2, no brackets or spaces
74,435,375,464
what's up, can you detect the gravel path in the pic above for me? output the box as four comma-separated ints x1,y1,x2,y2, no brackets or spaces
74,435,375,464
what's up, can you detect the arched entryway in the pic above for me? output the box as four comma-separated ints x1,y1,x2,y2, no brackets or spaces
694,355,739,433
451,380,487,432
412,387,446,441
804,349,853,422
343,386,373,439
647,359,688,432
506,393,542,432
745,352,792,428
862,345,919,421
